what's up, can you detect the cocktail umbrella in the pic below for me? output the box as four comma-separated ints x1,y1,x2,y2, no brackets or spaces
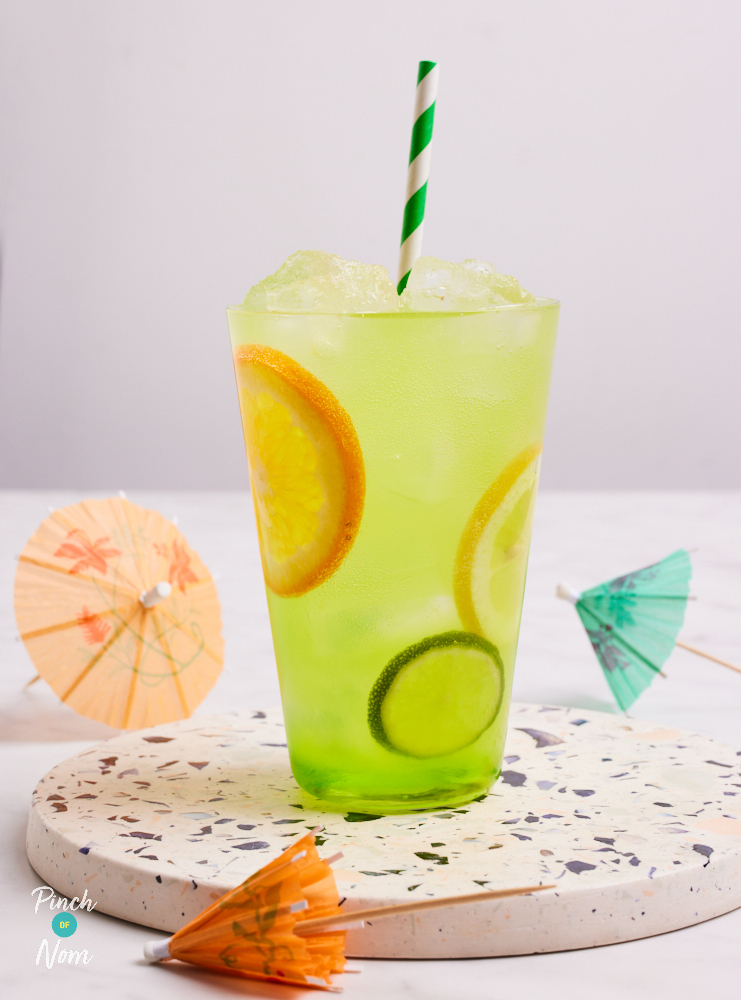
557,549,740,712
144,831,553,991
145,832,348,990
15,497,223,729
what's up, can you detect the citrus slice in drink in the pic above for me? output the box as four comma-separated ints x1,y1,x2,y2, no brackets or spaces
233,344,365,596
368,631,504,758
453,443,541,646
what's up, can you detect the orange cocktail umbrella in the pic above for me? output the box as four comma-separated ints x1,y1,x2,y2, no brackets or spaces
144,831,554,991
15,497,223,729
145,832,348,991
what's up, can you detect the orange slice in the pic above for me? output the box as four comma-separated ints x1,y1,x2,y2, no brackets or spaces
233,345,365,596
453,443,542,645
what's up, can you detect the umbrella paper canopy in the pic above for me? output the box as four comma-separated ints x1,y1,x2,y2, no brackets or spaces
561,550,692,712
147,832,347,990
14,498,224,729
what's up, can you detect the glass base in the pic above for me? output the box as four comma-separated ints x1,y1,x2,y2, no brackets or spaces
300,777,497,816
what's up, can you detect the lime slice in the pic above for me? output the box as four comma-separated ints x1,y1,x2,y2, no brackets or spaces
454,444,541,647
368,631,504,758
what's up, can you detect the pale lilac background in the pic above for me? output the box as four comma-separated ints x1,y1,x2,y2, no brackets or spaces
0,0,739,489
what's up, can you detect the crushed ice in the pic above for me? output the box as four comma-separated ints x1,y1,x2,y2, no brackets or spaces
241,251,398,314
240,251,535,314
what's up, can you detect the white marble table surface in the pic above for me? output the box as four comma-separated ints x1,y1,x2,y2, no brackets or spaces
2,489,740,999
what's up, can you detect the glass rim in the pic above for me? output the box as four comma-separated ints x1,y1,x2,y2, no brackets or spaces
226,297,559,318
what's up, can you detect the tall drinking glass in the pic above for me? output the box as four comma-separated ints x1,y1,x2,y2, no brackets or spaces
227,302,558,813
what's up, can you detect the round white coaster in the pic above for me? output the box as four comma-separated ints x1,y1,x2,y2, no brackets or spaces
27,703,741,958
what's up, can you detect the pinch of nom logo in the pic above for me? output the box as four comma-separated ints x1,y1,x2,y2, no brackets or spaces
32,886,95,969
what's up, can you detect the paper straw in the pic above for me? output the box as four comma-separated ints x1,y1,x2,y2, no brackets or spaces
397,61,439,294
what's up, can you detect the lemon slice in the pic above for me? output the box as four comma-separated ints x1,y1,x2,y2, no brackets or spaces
233,345,365,596
453,444,541,646
368,631,504,758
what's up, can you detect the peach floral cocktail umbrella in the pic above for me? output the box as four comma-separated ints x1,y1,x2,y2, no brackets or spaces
15,497,223,729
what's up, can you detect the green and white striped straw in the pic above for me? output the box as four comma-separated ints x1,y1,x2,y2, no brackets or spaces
397,60,439,295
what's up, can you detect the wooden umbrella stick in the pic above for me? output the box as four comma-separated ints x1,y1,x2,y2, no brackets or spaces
676,640,741,675
295,883,554,935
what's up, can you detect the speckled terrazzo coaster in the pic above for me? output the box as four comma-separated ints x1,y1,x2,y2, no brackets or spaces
27,703,741,959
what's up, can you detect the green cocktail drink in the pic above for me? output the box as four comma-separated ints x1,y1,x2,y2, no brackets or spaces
227,253,558,813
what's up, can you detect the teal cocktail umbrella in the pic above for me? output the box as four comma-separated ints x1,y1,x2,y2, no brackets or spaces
557,550,740,712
